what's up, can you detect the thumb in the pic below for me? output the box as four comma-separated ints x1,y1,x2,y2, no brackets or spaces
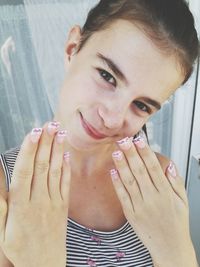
0,193,7,243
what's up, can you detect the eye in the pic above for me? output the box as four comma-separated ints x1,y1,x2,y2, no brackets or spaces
133,100,151,114
97,69,116,86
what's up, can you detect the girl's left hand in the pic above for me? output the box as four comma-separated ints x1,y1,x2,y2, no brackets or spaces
111,134,196,267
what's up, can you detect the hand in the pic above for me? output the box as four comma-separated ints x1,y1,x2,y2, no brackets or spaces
111,135,197,267
0,122,71,267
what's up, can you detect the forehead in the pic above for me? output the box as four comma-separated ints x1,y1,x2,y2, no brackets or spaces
80,20,184,102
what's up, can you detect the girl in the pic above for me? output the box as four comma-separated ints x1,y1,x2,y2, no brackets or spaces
0,0,199,266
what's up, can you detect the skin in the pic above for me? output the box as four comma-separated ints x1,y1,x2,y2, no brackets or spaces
112,137,197,267
0,20,198,266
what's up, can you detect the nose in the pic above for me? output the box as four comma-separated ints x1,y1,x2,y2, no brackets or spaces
98,105,125,130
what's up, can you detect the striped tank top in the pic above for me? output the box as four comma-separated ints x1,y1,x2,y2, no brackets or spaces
0,147,154,267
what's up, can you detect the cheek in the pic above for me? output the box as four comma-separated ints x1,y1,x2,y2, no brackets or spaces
124,112,148,137
60,74,92,100
67,74,111,105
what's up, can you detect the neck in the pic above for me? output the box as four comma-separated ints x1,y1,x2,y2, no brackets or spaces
53,113,118,181
64,141,117,181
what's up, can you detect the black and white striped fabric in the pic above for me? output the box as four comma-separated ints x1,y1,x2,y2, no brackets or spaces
0,148,153,267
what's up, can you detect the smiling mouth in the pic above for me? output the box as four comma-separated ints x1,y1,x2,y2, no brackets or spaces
79,112,108,140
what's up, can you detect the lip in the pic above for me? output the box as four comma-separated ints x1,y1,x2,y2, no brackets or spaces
80,112,108,140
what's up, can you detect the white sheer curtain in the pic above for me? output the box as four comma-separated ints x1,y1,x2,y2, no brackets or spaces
23,0,99,112
0,0,98,152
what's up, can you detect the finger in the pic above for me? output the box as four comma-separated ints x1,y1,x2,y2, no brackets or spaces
110,169,135,220
0,193,7,243
133,135,170,192
112,150,143,202
30,122,60,200
60,152,71,203
117,137,157,197
10,128,42,203
166,162,188,206
48,131,67,200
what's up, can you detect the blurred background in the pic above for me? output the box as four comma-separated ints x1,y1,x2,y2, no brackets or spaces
0,0,199,263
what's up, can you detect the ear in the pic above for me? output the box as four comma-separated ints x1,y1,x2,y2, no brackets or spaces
65,25,82,62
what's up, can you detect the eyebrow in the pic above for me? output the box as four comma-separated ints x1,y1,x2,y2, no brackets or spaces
141,97,161,110
96,52,128,85
96,52,161,111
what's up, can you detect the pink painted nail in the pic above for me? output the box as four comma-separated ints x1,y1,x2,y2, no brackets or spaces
56,130,67,144
112,150,123,161
110,169,119,180
167,162,177,177
117,137,132,150
133,135,146,149
47,121,60,135
30,128,42,143
63,151,70,163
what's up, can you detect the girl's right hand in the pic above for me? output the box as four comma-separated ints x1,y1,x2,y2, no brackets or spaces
0,122,71,267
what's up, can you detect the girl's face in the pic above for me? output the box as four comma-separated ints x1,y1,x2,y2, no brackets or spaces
56,20,184,151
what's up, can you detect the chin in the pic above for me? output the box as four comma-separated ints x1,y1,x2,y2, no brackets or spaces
66,131,105,152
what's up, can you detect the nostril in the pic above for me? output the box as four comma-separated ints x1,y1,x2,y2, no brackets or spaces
104,116,124,130
98,106,124,129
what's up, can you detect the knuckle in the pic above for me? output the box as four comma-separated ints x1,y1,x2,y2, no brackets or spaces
49,168,61,179
136,164,146,176
149,162,158,173
35,160,49,175
128,178,136,186
14,168,33,179
124,176,135,186
121,192,129,203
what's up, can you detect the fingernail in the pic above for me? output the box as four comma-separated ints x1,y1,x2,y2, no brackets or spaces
47,121,60,135
117,137,132,150
167,161,177,177
112,150,123,161
110,169,118,180
56,130,67,144
30,128,43,143
133,134,146,149
64,151,70,163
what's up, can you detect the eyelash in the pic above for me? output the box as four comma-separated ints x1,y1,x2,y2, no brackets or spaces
133,101,151,114
97,68,117,87
97,68,151,114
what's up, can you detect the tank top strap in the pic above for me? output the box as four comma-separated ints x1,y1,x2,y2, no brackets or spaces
0,147,20,191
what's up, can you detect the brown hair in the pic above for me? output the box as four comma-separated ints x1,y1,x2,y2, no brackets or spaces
78,0,199,84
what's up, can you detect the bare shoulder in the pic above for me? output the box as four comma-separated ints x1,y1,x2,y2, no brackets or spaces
0,162,8,200
0,163,13,267
0,250,13,267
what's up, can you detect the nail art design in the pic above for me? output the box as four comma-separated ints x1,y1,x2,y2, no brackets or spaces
64,151,70,162
112,151,123,161
167,161,177,177
110,169,118,180
56,130,67,144
30,128,42,143
47,121,60,135
117,137,132,150
132,134,146,149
